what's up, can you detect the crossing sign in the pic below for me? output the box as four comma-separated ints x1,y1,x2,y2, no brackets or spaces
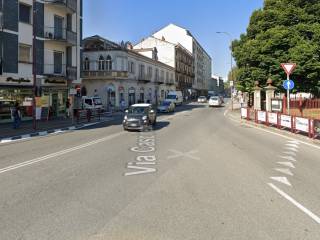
283,80,294,90
281,63,296,75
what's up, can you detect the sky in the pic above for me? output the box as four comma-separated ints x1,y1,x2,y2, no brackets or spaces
83,0,264,79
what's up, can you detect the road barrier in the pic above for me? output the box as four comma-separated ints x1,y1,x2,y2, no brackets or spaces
240,108,319,139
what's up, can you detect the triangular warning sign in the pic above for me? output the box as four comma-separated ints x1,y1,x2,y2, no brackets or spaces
281,63,296,75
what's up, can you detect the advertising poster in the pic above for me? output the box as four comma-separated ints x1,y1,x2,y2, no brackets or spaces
280,115,292,128
295,117,309,132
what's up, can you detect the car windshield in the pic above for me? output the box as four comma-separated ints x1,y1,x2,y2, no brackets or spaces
161,101,171,106
93,98,102,105
210,97,218,100
128,106,148,114
166,95,176,99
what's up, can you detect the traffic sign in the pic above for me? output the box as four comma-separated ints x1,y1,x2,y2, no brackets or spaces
283,80,294,90
281,63,296,75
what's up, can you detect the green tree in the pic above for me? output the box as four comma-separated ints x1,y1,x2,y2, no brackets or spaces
232,0,320,96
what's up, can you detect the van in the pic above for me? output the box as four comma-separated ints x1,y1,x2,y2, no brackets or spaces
82,96,104,110
165,91,183,106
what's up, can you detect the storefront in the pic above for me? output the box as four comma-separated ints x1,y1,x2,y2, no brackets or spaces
42,87,68,118
0,86,33,123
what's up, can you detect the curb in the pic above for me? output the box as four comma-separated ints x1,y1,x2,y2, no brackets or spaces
0,117,114,145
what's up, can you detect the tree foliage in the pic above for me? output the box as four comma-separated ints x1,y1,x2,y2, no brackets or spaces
232,0,320,96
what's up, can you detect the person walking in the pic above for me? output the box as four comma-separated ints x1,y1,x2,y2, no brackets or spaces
11,102,21,129
66,98,71,118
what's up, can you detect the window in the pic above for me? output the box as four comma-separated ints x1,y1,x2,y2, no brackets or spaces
148,66,152,78
98,55,105,70
106,55,112,70
128,61,135,73
19,44,31,63
139,64,145,78
84,57,90,70
19,3,31,24
166,72,169,82
155,68,159,81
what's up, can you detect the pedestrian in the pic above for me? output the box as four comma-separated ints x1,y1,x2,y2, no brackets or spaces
240,95,244,108
66,98,71,118
11,102,21,129
120,99,126,112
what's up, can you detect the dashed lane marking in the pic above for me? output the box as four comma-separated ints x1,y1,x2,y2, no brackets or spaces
274,168,293,176
277,162,295,169
279,156,296,162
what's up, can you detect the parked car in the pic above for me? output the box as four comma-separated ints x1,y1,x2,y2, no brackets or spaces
123,103,157,131
82,96,104,110
157,100,175,113
208,96,222,107
197,96,207,103
165,91,183,106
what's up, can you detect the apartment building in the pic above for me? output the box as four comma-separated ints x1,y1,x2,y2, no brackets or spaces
134,36,194,99
0,0,82,122
152,23,212,96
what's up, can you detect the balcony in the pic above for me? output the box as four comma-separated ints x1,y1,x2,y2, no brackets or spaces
156,78,165,84
45,0,77,13
44,64,66,77
82,70,128,80
44,27,77,46
138,74,151,83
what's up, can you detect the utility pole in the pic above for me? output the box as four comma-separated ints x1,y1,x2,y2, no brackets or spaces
32,0,37,129
216,31,234,110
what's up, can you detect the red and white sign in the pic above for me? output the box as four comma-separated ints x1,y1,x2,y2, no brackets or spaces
280,115,292,128
281,63,296,75
257,111,266,122
268,112,278,125
241,108,247,118
295,117,309,132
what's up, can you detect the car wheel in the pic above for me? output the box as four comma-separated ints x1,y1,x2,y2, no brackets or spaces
153,118,157,126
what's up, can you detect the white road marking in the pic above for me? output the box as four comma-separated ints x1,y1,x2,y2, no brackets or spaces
282,151,296,156
285,143,299,148
274,168,293,176
284,147,298,152
39,131,48,136
0,132,125,174
288,140,300,145
270,177,292,186
167,149,200,160
268,183,320,224
277,162,295,168
227,116,320,150
279,156,296,162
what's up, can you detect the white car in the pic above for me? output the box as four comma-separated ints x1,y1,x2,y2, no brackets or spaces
197,96,207,103
208,96,222,107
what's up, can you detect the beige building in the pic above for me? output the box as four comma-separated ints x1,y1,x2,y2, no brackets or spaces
82,35,175,110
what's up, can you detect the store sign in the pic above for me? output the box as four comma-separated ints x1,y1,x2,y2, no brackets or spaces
257,111,266,122
268,112,278,125
295,117,309,132
280,115,292,128
241,108,247,118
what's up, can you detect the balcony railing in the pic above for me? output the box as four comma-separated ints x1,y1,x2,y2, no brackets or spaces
82,70,128,79
138,74,151,82
44,64,66,76
45,0,77,13
44,27,77,45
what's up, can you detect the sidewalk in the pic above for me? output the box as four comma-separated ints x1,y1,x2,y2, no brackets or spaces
0,111,120,141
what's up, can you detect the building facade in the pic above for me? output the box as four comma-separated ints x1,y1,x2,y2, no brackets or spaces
209,75,225,95
0,0,82,123
134,36,194,99
152,24,212,96
82,35,175,110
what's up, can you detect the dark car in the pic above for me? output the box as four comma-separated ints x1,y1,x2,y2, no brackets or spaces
123,103,157,131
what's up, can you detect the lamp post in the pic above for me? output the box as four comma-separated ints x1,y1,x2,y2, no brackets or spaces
216,31,234,110
32,0,37,129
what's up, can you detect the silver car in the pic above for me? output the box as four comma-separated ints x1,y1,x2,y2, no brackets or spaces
123,104,157,131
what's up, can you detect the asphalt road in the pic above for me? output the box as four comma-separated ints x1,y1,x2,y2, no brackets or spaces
0,102,319,240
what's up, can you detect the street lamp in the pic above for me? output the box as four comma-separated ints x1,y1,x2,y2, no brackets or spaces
216,31,234,110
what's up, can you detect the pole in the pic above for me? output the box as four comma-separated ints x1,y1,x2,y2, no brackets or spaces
32,0,37,130
230,43,233,111
287,74,290,115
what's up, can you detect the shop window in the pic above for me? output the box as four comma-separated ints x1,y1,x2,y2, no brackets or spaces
19,44,32,63
19,3,31,24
